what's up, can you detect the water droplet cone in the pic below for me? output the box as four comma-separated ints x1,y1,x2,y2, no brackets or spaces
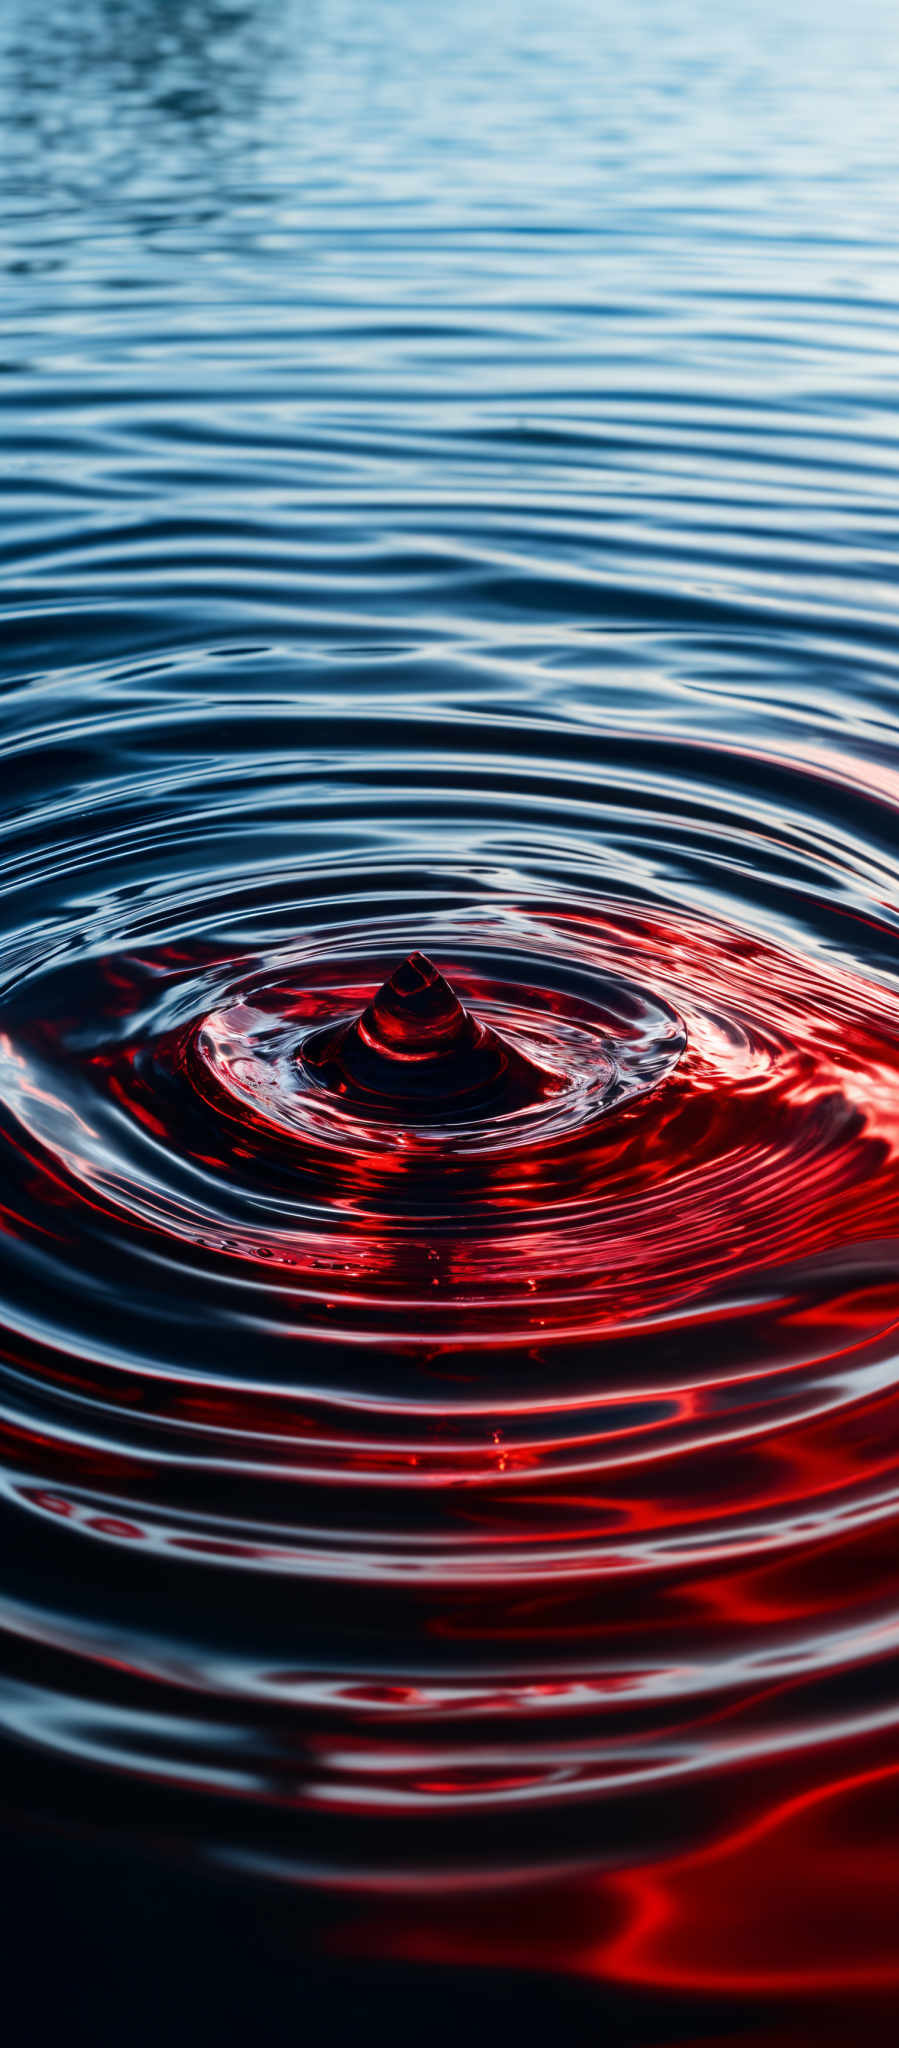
301,951,556,1120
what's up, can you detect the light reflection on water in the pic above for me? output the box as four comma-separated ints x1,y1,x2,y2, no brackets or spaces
3,2,899,2040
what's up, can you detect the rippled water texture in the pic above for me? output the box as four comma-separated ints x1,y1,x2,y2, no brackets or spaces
3,1,899,2038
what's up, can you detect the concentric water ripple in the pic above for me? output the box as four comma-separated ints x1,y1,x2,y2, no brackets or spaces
4,0,899,2034
2,745,899,1868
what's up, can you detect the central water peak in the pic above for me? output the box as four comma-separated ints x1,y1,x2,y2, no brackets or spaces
300,952,561,1121
359,950,477,1060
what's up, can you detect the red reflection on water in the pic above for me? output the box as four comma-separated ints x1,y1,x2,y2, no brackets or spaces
2,904,899,2030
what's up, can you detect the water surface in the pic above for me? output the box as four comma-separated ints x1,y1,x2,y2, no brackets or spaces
3,2,899,2039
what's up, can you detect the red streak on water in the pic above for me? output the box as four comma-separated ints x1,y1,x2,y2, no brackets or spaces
2,898,899,2027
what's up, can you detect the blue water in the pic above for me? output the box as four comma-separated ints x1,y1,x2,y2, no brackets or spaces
3,2,899,2041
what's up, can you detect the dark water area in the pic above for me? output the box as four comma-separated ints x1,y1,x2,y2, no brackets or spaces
3,1,899,2039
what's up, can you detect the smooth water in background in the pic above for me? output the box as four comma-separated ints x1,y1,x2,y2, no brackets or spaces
3,2,899,2040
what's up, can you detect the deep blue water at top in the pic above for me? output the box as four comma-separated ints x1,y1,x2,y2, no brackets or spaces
3,3,899,2042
